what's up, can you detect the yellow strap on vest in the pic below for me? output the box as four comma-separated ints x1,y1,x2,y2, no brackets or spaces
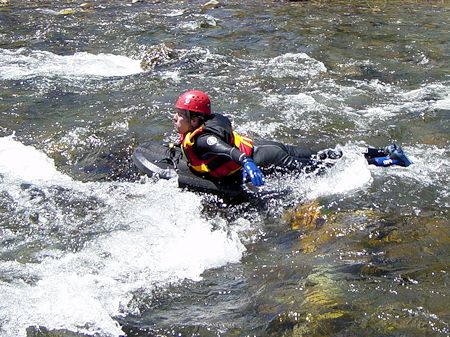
182,125,204,147
233,131,252,149
182,125,211,173
182,128,252,176
190,163,211,173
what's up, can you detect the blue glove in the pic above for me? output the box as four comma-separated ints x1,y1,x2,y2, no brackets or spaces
242,158,264,186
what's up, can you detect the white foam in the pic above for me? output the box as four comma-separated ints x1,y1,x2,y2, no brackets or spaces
0,48,143,80
164,9,185,17
434,93,450,110
384,145,449,187
262,53,327,79
298,144,373,201
0,134,71,184
308,152,372,200
0,187,244,336
160,70,181,82
262,92,327,131
236,120,281,138
0,136,246,337
361,106,396,120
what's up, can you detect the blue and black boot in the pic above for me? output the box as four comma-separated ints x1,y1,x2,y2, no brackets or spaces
365,144,413,167
384,144,413,167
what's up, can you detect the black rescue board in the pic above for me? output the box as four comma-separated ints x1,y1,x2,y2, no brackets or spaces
132,141,245,196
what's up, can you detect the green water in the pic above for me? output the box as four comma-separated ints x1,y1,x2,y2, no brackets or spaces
0,1,449,336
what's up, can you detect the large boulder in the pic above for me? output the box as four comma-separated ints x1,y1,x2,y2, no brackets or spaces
140,43,178,71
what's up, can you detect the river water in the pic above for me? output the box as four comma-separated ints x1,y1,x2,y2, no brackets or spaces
0,1,449,336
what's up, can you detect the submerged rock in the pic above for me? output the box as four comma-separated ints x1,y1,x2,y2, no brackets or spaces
284,200,325,231
265,271,354,337
202,0,220,10
283,200,330,253
80,2,94,10
284,201,385,254
199,15,218,28
58,8,77,15
140,43,178,71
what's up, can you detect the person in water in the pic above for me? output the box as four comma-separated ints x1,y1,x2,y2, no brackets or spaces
173,90,412,187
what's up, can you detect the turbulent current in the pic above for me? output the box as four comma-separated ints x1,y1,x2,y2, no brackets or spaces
0,1,449,336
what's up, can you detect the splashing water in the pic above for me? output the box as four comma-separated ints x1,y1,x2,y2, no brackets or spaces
0,1,449,336
0,136,245,336
0,49,143,80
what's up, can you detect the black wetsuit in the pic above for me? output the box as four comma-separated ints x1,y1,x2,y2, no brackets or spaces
196,135,325,173
187,113,407,179
193,114,327,174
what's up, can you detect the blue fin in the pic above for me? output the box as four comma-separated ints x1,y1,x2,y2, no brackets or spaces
385,144,413,167
371,156,399,167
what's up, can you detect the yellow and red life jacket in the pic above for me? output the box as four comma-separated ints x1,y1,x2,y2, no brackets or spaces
180,114,253,178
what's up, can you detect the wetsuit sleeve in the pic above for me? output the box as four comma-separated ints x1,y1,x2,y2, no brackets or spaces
196,134,246,164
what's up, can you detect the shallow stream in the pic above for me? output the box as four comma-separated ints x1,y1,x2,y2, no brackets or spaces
0,1,449,336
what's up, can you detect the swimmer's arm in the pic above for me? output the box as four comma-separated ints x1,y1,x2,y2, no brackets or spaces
196,134,246,163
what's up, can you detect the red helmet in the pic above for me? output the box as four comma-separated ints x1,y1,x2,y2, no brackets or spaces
175,90,211,116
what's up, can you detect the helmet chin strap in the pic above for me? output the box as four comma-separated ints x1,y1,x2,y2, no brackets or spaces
186,110,200,132
187,110,205,129
184,109,191,124
180,109,205,132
